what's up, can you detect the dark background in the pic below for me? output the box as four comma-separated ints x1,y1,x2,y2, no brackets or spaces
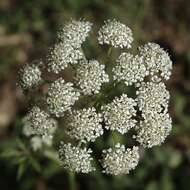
0,0,190,190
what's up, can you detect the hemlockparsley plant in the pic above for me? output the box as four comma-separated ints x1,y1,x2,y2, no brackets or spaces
19,18,173,175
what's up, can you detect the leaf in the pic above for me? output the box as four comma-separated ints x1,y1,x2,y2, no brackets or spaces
161,170,174,190
17,163,26,180
0,149,19,158
146,181,159,190
168,150,182,168
42,161,61,179
29,158,41,173
15,138,26,150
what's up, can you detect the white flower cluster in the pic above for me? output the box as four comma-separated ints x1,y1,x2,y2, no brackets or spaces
58,19,93,48
22,106,57,151
47,43,83,73
19,19,173,175
134,113,172,148
75,60,109,95
139,42,172,80
135,81,172,148
101,144,139,175
59,142,95,173
46,78,80,117
19,64,42,90
136,81,170,120
24,106,57,137
102,94,137,134
113,53,147,86
65,107,103,143
47,19,92,73
98,19,133,48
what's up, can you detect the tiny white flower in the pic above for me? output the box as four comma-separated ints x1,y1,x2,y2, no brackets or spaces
59,142,95,173
101,94,137,134
98,19,133,48
46,78,80,117
101,143,139,175
65,107,103,143
75,60,109,95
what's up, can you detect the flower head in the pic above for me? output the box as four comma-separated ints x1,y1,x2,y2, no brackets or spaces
101,94,137,134
47,42,83,73
59,142,95,173
22,106,57,151
113,53,147,86
65,107,103,143
46,78,80,117
19,64,42,90
98,19,133,48
75,60,109,95
101,144,139,175
136,81,170,120
23,106,57,138
139,43,172,80
58,19,93,48
134,113,172,148
19,19,173,175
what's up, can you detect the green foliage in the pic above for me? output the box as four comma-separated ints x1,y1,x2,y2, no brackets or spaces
0,138,39,180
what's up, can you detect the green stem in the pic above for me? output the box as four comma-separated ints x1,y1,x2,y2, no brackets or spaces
105,47,113,78
68,172,76,190
107,47,112,57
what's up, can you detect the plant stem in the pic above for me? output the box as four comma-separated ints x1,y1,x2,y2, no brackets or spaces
68,172,76,190
107,47,112,57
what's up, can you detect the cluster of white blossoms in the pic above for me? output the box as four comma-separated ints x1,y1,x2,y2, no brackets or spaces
98,19,133,48
48,19,92,73
59,142,95,173
19,64,42,90
138,42,172,80
136,81,170,120
58,19,93,48
101,94,137,134
75,60,109,95
46,78,80,117
134,113,172,148
113,53,147,86
65,107,103,143
22,106,57,151
101,144,139,175
47,43,83,73
19,19,173,175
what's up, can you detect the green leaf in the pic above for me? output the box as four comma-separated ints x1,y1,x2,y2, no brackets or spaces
168,150,182,168
161,170,174,190
29,158,41,173
0,149,19,158
146,181,159,190
17,163,26,180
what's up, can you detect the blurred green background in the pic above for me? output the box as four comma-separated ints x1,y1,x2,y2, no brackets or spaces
0,0,190,190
